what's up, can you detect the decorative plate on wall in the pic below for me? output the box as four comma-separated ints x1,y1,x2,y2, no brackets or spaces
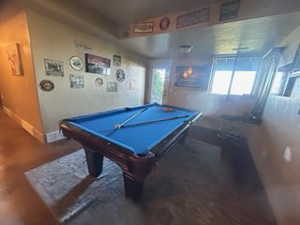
40,80,55,92
95,77,104,87
69,56,83,71
116,69,126,82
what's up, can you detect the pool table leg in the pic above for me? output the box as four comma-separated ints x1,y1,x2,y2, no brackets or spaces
123,173,144,201
84,148,104,177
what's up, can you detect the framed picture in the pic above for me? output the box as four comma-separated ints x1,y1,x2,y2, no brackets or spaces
116,69,126,82
133,22,154,33
107,81,118,92
85,54,111,75
175,65,211,89
44,59,64,76
113,55,122,67
70,74,84,88
69,56,83,71
176,8,210,29
219,0,240,22
6,43,23,76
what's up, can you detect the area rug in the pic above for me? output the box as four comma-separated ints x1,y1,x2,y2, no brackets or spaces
25,138,275,225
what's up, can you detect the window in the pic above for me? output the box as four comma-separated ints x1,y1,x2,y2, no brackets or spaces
210,56,260,96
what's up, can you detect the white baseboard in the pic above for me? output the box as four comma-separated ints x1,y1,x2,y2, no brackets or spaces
3,106,45,143
46,130,66,143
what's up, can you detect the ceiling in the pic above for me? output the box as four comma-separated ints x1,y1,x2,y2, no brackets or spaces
75,0,219,27
119,12,300,59
25,0,300,59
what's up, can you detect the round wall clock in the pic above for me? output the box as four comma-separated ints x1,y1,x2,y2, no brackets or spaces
69,56,83,71
40,80,55,92
116,69,126,82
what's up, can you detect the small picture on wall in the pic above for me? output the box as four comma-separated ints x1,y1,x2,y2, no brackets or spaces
107,81,118,92
175,65,210,89
85,53,111,75
6,43,23,76
70,74,84,88
116,69,126,82
95,77,104,88
44,58,64,76
113,55,122,67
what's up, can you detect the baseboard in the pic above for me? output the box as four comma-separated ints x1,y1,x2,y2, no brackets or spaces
46,130,66,143
3,106,45,143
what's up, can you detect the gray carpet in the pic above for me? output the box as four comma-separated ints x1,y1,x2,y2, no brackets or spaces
25,138,275,225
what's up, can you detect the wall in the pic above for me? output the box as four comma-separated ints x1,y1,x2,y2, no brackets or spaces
246,25,300,225
26,10,146,136
0,1,44,141
165,56,257,118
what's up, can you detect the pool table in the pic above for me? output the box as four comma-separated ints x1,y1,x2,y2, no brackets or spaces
60,103,202,201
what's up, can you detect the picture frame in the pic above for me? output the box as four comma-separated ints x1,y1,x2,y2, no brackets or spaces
176,8,210,29
6,43,23,76
44,58,64,77
219,0,240,22
107,81,118,92
175,65,210,89
113,55,122,67
70,74,84,88
116,69,126,82
133,22,154,33
85,54,111,75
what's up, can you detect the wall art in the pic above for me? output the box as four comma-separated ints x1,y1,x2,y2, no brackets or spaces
113,55,122,67
6,43,23,76
95,77,104,88
85,54,111,75
69,56,83,71
70,74,84,88
44,58,64,76
107,81,118,92
116,69,126,82
40,80,55,92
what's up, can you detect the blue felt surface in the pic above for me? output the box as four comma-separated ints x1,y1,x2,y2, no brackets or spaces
68,104,198,155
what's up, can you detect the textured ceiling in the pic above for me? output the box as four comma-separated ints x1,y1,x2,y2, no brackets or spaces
119,12,300,58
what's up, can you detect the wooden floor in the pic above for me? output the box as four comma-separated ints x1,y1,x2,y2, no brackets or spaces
0,110,80,225
0,110,276,225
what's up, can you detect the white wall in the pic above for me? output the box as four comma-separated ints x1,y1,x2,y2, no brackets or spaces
246,25,300,225
27,10,147,134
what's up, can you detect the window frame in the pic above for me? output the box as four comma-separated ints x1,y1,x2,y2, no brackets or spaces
209,55,259,96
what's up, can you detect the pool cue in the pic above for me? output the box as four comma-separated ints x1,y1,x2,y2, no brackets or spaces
122,115,189,128
114,107,149,129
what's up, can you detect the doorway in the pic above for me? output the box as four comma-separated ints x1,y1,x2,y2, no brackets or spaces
150,68,167,104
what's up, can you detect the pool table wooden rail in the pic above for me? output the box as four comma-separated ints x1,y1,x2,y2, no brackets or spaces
60,111,202,201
